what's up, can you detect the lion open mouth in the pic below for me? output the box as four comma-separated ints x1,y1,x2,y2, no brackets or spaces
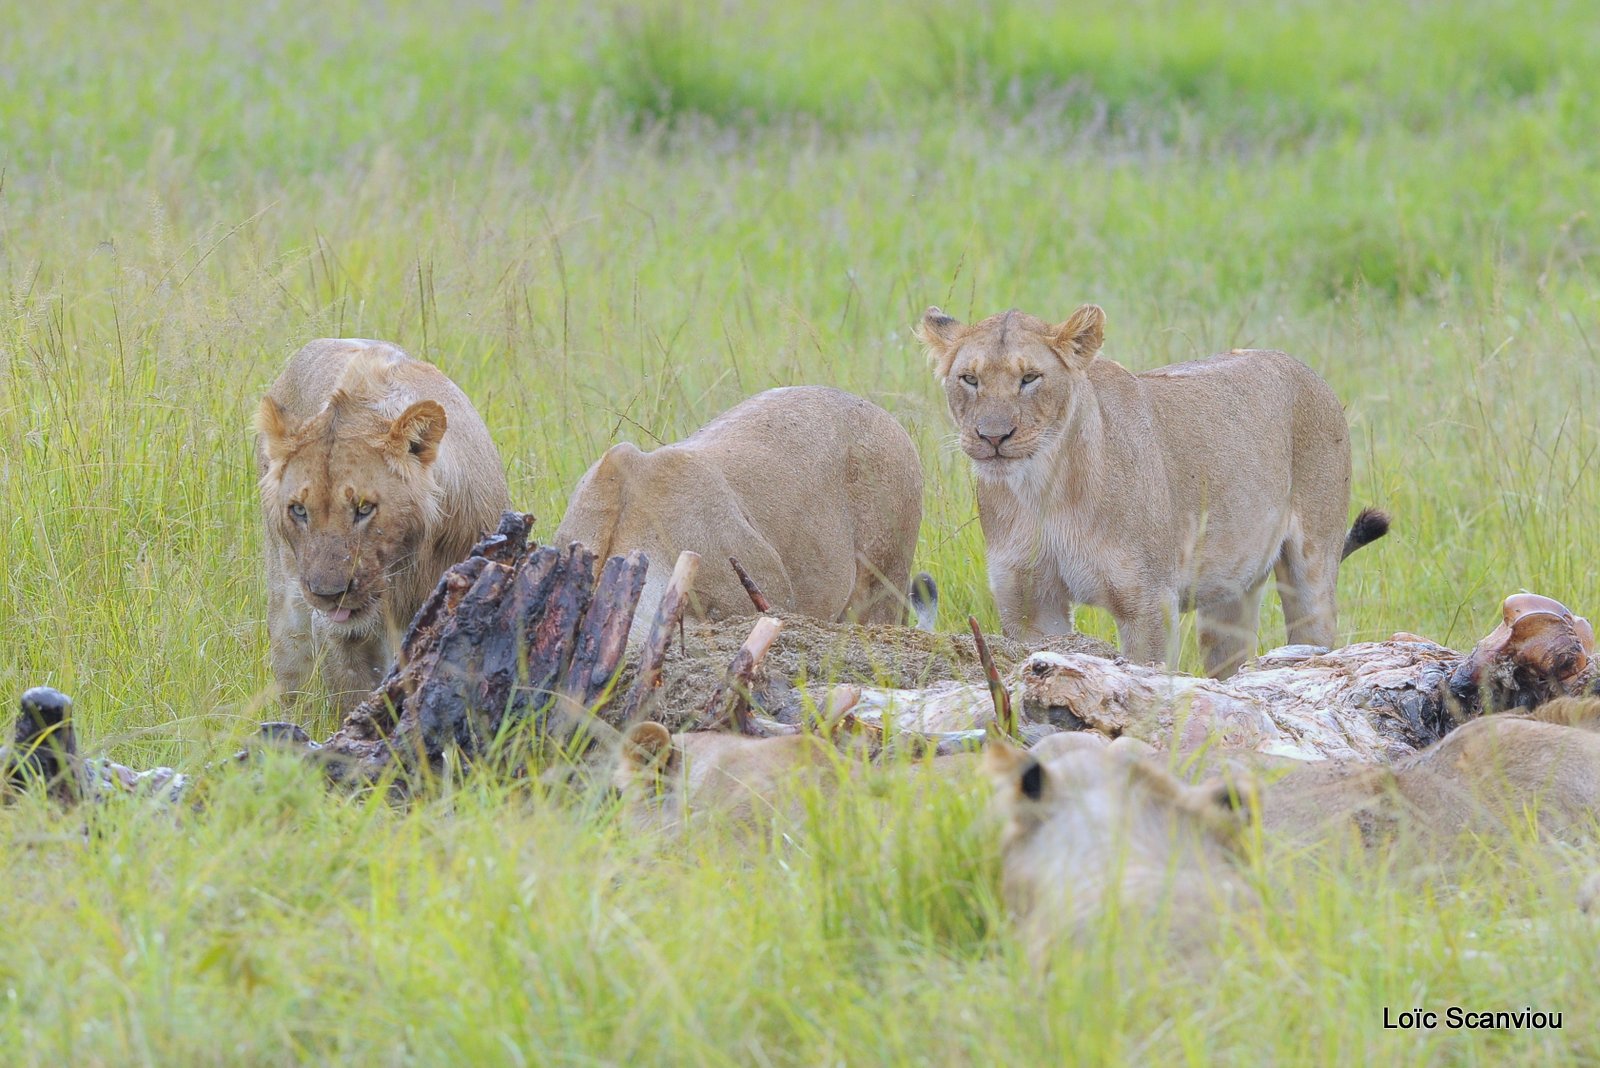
311,597,373,626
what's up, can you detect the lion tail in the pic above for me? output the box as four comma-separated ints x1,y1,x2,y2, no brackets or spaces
1341,507,1391,561
910,572,939,632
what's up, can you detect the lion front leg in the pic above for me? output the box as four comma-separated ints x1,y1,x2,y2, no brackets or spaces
1197,577,1268,680
1113,592,1179,669
266,551,317,704
991,561,1074,642
321,634,390,715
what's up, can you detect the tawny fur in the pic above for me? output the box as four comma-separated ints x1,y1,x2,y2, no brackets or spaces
984,736,1256,967
256,339,509,713
1260,702,1600,844
613,722,842,834
555,386,924,630
612,720,974,833
991,701,1600,964
918,305,1386,678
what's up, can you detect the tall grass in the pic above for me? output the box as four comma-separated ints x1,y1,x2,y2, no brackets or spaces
3,0,1600,1061
4,756,1599,1063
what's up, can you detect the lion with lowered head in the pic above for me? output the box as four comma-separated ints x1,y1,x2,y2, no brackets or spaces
612,719,976,834
918,304,1388,678
612,721,843,834
256,339,509,712
555,386,930,632
1259,697,1600,846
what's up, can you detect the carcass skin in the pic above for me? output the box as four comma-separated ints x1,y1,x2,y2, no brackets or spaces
829,594,1596,765
1016,639,1460,762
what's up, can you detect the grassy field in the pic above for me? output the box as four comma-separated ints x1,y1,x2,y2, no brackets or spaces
4,0,1600,1061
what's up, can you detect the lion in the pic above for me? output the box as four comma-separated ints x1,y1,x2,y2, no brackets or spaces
554,386,932,633
987,701,1600,965
1259,700,1600,846
256,339,509,712
917,305,1388,678
613,721,843,834
983,733,1256,966
612,716,986,833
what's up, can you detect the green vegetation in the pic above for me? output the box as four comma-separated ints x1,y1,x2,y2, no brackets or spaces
3,0,1599,1061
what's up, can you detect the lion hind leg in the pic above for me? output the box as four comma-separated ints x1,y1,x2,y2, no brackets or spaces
1273,532,1339,649
841,551,920,626
1198,578,1267,679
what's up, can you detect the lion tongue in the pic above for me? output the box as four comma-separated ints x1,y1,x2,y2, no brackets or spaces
328,606,353,623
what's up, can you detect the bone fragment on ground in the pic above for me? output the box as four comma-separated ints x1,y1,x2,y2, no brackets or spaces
695,615,785,734
729,556,774,613
618,549,701,725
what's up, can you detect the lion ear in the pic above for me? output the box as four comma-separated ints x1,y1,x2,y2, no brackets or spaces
387,400,447,466
983,734,1047,802
1048,304,1106,371
1196,776,1258,826
621,721,678,774
1191,775,1258,855
256,397,297,466
915,306,964,378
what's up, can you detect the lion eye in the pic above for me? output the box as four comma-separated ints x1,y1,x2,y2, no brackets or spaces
959,374,979,387
1020,372,1042,387
354,501,376,519
288,502,307,521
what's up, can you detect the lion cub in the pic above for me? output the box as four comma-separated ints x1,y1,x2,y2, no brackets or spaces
555,386,930,631
918,305,1387,677
256,339,509,712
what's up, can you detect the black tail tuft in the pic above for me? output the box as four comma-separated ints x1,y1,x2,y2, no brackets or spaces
1341,507,1391,560
910,572,939,632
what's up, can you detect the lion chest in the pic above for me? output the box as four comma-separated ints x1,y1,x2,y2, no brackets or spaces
1041,520,1116,608
983,492,1119,610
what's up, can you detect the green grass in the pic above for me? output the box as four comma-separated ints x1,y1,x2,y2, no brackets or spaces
4,0,1600,1061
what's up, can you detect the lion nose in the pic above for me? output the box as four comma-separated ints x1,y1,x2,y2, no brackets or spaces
978,428,1016,452
307,577,354,599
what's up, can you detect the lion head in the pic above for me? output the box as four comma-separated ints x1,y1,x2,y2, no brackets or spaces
984,734,1255,962
256,384,448,637
916,304,1106,480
